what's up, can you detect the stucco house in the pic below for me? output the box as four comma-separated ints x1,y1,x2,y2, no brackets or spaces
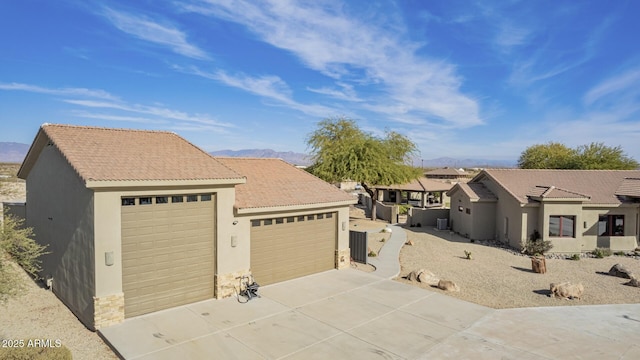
375,177,452,207
17,124,355,330
447,169,640,253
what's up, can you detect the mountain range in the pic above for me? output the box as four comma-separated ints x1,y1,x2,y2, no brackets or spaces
0,142,515,168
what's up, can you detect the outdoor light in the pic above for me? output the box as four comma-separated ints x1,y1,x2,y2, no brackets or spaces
231,235,238,247
342,221,347,231
233,220,238,225
105,251,114,266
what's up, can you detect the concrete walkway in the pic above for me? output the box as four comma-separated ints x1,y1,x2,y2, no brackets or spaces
100,269,640,359
366,224,406,279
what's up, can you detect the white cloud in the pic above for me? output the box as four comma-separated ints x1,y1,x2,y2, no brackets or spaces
178,0,482,128
0,82,118,100
102,7,209,60
584,67,640,106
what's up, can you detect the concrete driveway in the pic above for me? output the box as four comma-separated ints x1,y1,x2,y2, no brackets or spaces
100,269,640,359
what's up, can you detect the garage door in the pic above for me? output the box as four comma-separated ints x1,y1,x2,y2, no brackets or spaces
121,194,215,318
250,212,336,285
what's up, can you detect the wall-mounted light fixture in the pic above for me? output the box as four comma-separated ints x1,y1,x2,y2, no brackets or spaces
233,220,238,225
342,221,347,231
105,251,114,266
231,235,238,247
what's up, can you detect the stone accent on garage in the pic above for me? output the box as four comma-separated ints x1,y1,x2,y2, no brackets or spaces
93,293,125,329
215,269,252,299
336,248,350,269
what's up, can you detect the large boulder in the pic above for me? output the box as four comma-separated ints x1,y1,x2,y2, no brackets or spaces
550,282,584,300
609,264,633,279
418,270,440,286
404,269,422,282
437,279,460,292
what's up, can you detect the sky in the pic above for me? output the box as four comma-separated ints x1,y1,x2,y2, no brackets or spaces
1,0,639,162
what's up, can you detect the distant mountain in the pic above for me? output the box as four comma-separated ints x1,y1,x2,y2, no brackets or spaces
421,157,516,169
0,142,29,163
210,149,312,166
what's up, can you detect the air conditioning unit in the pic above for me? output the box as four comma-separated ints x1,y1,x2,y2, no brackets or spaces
436,218,448,230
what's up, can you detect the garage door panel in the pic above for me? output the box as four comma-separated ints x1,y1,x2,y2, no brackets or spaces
122,194,215,318
251,212,337,285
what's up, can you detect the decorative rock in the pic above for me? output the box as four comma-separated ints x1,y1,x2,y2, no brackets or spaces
609,264,633,279
405,240,414,246
437,279,460,292
624,276,640,287
550,282,584,300
418,270,440,286
404,270,420,282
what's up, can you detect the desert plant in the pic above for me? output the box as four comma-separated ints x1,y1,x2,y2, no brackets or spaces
0,341,72,359
398,204,411,215
367,251,377,257
614,251,626,256
464,250,473,260
569,253,581,261
592,247,612,258
523,230,553,256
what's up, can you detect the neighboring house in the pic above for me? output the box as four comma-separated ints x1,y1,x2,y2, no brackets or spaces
376,177,452,207
425,167,471,182
447,169,640,253
17,124,355,330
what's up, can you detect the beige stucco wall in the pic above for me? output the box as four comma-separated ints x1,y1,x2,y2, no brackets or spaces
25,145,96,328
449,191,471,237
408,208,449,227
583,206,639,251
471,202,497,240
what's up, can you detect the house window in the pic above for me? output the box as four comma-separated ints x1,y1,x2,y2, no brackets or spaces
286,217,295,223
201,194,211,201
187,195,198,202
275,218,284,224
458,206,463,212
139,197,152,205
317,214,324,220
307,215,315,221
251,220,260,227
598,215,624,236
264,219,273,225
172,196,183,203
465,208,471,214
326,213,333,219
298,216,305,222
549,215,575,237
156,196,168,204
121,198,135,206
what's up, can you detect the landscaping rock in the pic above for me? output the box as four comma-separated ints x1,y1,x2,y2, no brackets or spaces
550,282,584,300
404,269,421,282
405,240,414,246
608,263,633,279
437,279,460,292
624,275,640,288
418,270,440,286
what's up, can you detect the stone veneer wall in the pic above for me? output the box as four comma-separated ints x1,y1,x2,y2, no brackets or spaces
215,269,252,299
336,248,350,269
93,293,124,329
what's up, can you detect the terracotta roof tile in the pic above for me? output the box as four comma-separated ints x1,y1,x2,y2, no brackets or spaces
216,157,356,209
528,186,591,200
453,183,497,201
38,124,243,182
482,169,640,204
616,178,640,197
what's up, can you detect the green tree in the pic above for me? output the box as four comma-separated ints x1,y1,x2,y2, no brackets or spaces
518,142,638,170
574,142,639,170
0,214,48,303
517,142,576,169
307,117,421,220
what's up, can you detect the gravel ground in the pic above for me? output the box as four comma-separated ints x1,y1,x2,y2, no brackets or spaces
0,262,118,359
396,226,640,309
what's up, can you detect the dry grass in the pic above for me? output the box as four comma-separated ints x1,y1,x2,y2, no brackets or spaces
0,163,25,202
396,226,640,309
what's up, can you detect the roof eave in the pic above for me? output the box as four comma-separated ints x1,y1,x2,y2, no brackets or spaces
235,199,357,215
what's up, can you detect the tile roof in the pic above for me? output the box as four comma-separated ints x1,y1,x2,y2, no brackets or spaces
615,178,640,197
425,168,469,176
481,169,640,205
526,186,591,200
375,177,453,192
454,183,498,201
216,157,356,210
20,124,244,182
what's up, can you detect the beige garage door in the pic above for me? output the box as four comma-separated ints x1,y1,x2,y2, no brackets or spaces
250,212,336,285
121,194,215,318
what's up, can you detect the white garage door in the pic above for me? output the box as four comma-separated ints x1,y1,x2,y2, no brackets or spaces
121,194,215,317
250,212,336,285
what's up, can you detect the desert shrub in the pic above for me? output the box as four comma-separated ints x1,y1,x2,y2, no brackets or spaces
398,204,411,215
569,254,581,261
523,230,553,256
592,247,612,258
614,251,626,256
1,215,48,278
367,251,377,257
0,342,72,359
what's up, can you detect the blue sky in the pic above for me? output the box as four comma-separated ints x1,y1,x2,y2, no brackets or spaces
1,0,639,162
